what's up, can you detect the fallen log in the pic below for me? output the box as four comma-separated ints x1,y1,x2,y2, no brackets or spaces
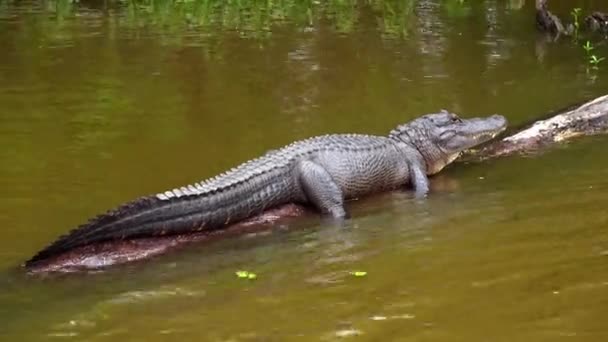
25,94,608,273
469,94,608,159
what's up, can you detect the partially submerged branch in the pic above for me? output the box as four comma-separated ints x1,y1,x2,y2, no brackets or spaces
468,94,608,159
536,0,608,38
585,12,608,35
536,0,568,36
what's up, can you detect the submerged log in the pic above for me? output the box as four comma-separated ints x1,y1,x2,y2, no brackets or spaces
26,204,309,274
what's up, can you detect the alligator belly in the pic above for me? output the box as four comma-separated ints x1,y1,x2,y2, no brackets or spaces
26,204,309,274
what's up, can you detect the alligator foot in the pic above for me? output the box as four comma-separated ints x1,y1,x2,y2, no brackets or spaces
26,204,310,274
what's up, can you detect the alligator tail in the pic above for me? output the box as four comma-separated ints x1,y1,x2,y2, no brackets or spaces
24,164,295,268
24,194,222,268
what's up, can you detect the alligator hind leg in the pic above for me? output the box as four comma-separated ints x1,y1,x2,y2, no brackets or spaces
297,160,347,219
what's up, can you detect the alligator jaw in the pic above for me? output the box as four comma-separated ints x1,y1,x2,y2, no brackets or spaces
442,114,508,152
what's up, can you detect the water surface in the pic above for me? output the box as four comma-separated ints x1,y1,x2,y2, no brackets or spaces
1,0,608,340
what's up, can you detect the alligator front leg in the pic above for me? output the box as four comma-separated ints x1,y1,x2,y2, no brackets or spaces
297,160,347,219
409,160,429,197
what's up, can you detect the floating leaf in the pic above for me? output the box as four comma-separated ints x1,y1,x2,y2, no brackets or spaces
235,270,258,280
350,271,367,277
236,270,249,278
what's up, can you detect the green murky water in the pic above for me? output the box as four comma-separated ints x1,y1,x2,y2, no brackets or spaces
2,0,608,340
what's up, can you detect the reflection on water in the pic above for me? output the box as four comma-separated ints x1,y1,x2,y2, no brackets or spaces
1,0,608,340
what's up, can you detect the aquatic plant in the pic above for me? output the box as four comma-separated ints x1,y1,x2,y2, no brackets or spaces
349,271,367,277
371,0,415,38
442,0,472,19
571,7,582,38
236,270,257,279
0,0,416,39
583,40,594,54
582,40,604,70
589,55,605,69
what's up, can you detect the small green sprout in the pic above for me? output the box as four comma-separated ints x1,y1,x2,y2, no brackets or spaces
349,271,368,277
236,270,257,279
571,8,582,31
589,55,605,69
583,41,594,54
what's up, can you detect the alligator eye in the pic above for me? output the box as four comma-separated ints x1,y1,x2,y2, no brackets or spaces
451,115,462,123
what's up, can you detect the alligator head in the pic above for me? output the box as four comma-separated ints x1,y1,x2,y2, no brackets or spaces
390,110,507,174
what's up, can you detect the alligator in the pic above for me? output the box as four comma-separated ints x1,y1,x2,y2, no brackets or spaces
24,111,507,270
